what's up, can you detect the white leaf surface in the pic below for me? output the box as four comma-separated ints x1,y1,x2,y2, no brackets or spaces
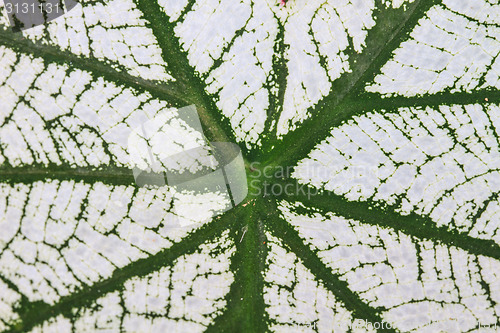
367,0,500,96
279,201,500,332
294,104,500,245
28,233,235,332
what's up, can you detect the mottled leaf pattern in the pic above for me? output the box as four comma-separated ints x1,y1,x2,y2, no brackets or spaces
0,0,499,332
294,104,500,245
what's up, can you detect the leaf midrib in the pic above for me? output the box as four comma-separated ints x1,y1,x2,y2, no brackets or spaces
206,201,269,333
2,0,498,331
273,178,500,261
134,0,243,156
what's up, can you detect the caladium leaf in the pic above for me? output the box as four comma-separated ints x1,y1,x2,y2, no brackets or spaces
0,0,499,332
293,103,500,244
278,201,499,332
19,0,173,81
29,232,235,332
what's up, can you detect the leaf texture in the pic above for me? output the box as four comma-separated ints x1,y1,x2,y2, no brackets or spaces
0,0,499,332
